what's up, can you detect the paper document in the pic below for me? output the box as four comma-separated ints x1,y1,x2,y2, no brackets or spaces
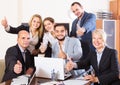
63,79,89,85
40,81,64,85
11,75,29,85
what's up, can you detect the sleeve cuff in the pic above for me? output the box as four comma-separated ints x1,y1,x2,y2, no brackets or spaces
5,25,10,31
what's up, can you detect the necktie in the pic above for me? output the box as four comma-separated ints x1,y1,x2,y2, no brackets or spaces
22,51,26,62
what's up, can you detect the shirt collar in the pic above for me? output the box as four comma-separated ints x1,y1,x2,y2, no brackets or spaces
96,46,105,54
18,44,25,53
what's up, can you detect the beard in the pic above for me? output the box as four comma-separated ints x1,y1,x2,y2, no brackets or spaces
56,36,65,41
78,12,84,19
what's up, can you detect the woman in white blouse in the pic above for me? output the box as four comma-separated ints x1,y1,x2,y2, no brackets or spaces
40,17,57,55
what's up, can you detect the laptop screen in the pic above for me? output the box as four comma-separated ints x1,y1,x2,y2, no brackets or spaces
35,57,71,80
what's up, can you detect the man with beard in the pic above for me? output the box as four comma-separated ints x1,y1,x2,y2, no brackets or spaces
52,23,82,62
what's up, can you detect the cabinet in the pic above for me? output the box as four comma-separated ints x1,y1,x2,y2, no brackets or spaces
110,0,120,19
96,19,120,63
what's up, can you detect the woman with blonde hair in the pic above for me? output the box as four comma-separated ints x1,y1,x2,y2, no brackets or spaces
66,29,120,85
1,14,43,56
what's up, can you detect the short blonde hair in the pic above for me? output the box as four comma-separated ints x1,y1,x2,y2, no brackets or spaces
92,29,107,43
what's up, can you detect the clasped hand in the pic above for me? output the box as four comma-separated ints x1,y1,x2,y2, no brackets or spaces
84,75,99,83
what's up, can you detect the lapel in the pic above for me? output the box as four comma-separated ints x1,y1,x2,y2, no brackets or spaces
73,19,79,35
16,44,26,64
80,11,86,26
80,12,90,27
64,37,69,53
99,47,109,69
92,51,99,71
25,50,30,63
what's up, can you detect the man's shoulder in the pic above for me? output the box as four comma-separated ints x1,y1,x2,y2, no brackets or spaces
68,37,79,42
83,11,95,18
7,45,17,50
6,45,18,53
84,11,95,15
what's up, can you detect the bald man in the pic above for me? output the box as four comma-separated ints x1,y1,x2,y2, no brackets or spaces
2,30,35,82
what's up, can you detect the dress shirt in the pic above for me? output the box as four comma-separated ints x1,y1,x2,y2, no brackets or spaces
18,44,26,62
96,47,105,67
76,19,81,40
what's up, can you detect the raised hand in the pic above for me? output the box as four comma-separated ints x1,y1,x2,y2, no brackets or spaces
84,75,99,83
32,49,40,55
40,43,47,53
25,67,34,76
14,60,22,74
65,58,74,71
1,17,8,28
76,24,86,36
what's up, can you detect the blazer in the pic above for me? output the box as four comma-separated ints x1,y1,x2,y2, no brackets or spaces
52,37,82,61
2,44,35,82
70,11,96,50
76,46,120,85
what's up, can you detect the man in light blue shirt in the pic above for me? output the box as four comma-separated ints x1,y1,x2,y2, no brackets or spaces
52,23,82,62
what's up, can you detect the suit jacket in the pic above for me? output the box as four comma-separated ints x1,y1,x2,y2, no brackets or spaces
2,44,35,82
70,11,96,50
52,37,82,61
76,46,120,85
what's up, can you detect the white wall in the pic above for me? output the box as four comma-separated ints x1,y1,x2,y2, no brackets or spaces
0,0,18,59
0,0,110,59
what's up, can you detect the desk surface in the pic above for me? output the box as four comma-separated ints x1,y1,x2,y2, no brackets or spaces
30,77,90,85
0,77,90,85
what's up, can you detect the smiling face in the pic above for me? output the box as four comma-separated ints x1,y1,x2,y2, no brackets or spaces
17,30,30,50
43,20,54,32
92,29,106,50
54,25,67,41
29,14,42,33
71,3,84,18
31,17,41,31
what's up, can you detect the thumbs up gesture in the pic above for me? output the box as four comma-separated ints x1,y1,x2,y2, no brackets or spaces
40,43,47,53
14,60,22,74
65,58,75,71
1,16,8,28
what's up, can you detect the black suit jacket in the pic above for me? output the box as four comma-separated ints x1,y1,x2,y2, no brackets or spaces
2,44,35,82
77,46,120,85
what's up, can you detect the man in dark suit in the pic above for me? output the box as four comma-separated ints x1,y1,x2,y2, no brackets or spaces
66,29,120,85
2,30,35,82
70,2,96,52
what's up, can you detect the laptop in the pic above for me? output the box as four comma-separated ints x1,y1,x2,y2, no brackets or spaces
28,68,36,85
34,57,71,80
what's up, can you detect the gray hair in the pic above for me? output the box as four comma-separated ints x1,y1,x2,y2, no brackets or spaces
92,29,107,43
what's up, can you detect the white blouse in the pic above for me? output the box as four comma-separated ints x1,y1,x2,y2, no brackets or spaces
42,32,57,46
28,32,39,53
